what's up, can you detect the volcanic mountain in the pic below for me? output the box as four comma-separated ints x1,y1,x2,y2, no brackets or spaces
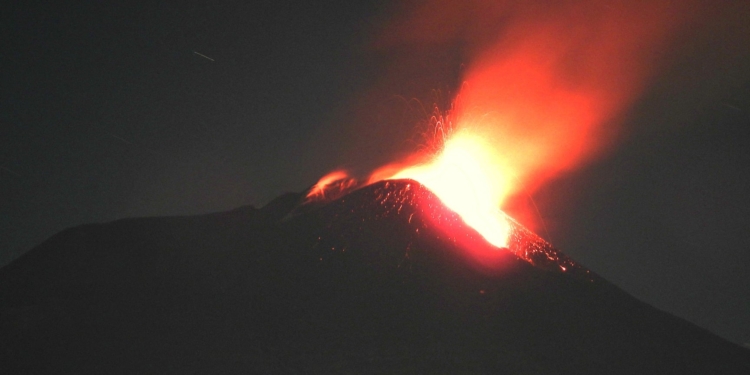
1,180,749,374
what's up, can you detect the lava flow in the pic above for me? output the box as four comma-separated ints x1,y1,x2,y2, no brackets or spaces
384,129,512,248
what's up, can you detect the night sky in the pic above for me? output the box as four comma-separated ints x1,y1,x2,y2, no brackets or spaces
2,0,749,346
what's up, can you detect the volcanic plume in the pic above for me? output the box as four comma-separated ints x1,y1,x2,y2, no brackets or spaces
2,1,747,373
330,0,704,236
2,180,749,373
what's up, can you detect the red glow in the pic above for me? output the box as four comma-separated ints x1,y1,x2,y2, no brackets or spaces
388,130,512,247
367,0,697,248
305,170,356,203
313,0,699,253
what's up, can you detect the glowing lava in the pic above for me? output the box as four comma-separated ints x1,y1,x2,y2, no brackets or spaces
387,130,512,248
308,0,699,254
305,169,358,203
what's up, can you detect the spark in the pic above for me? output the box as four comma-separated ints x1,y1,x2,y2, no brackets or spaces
193,51,215,62
721,101,743,111
108,134,133,145
0,164,22,178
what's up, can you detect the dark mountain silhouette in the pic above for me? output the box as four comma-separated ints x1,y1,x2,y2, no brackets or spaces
1,179,749,374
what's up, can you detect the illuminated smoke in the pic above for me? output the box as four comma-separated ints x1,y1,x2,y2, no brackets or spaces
314,0,700,249
365,0,699,244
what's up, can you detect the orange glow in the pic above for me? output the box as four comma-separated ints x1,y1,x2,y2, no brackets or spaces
311,0,700,254
362,0,698,247
389,130,512,247
305,169,356,202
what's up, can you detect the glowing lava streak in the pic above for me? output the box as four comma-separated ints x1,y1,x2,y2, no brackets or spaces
388,130,512,248
307,170,349,200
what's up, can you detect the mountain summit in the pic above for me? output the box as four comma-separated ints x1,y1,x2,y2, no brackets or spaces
1,180,749,374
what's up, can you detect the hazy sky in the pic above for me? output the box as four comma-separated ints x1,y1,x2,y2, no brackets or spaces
2,0,749,345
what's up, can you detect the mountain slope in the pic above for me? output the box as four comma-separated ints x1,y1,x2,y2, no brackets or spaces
1,180,749,374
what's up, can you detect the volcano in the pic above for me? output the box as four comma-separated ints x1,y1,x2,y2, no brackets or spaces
1,180,748,374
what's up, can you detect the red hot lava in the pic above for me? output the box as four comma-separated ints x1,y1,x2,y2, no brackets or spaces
305,170,358,204
312,0,700,253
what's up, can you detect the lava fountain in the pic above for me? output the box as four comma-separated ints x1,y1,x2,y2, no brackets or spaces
385,129,513,248
309,0,700,253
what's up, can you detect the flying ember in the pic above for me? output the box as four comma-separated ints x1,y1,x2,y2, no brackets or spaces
310,0,698,256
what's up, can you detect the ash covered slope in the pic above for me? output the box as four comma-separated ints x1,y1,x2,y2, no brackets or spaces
1,180,748,374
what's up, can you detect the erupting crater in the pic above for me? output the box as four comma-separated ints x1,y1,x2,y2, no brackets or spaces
301,176,592,280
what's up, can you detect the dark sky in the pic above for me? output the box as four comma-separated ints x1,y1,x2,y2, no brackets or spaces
2,0,749,346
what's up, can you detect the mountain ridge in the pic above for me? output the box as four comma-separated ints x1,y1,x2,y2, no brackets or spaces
1,179,749,373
